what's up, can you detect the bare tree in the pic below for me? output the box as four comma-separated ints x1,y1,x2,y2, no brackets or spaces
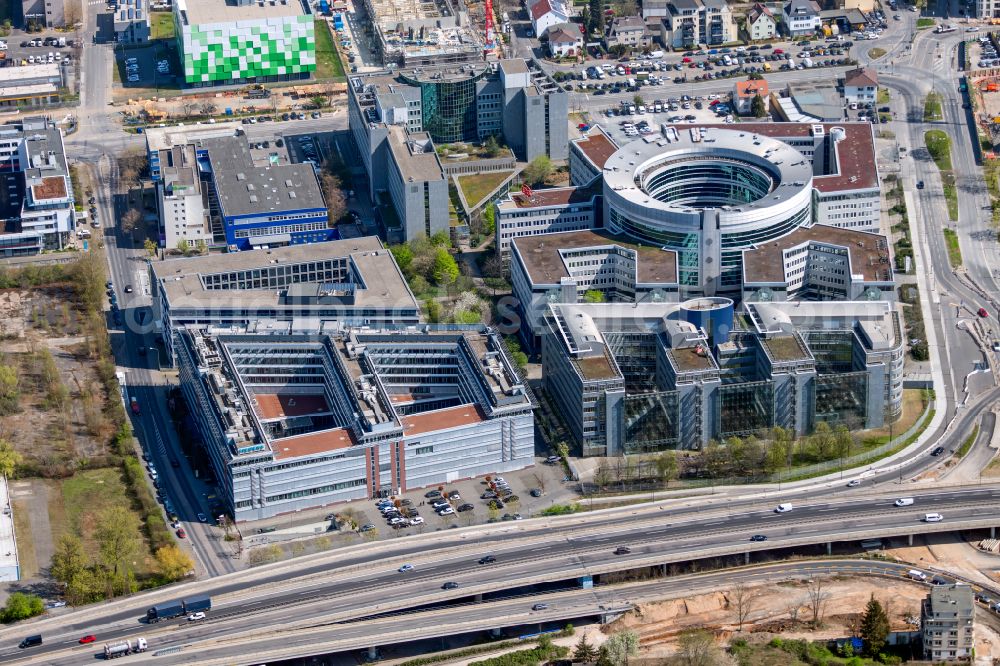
786,602,802,623
319,170,347,225
121,208,141,233
200,102,217,116
729,581,757,632
531,472,547,495
63,0,82,26
181,101,198,119
806,578,830,627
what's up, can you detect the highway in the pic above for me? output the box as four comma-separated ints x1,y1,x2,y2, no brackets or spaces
1,485,999,663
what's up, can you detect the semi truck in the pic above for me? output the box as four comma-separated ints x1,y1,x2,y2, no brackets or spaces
104,638,147,659
146,595,211,622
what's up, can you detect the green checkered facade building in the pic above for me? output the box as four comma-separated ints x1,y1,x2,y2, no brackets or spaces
174,0,316,85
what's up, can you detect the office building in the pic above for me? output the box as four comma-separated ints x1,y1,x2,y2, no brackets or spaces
362,0,482,67
114,0,151,43
348,59,567,243
921,585,974,661
542,299,903,455
149,236,421,363
0,64,65,109
0,117,76,256
176,323,534,520
145,124,330,250
21,0,66,28
173,0,316,86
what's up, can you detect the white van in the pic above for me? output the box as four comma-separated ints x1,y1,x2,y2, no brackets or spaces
908,569,928,581
894,497,914,507
924,513,944,522
775,503,793,513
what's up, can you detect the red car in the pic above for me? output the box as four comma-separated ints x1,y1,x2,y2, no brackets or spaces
176,527,187,539
774,48,784,54
79,635,96,644
979,307,990,318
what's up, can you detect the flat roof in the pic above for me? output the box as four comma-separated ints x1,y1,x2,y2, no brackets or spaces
272,427,354,460
0,64,60,84
400,404,484,437
0,476,18,581
512,229,678,287
255,393,329,420
175,0,307,25
572,127,618,171
387,127,444,184
743,224,891,283
144,122,244,153
29,176,67,201
507,181,600,209
203,136,325,217
152,237,419,310
761,334,812,363
668,346,717,373
575,354,619,381
694,122,878,193
0,84,58,99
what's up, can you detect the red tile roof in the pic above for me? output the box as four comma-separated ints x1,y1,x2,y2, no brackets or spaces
735,79,769,98
401,404,484,436
272,427,354,460
530,0,554,21
844,67,878,88
695,122,878,193
749,2,774,20
548,26,580,43
256,393,329,420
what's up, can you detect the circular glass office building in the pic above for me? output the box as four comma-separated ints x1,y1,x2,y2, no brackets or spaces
603,127,815,294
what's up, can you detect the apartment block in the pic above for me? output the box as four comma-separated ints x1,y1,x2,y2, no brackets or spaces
922,585,974,661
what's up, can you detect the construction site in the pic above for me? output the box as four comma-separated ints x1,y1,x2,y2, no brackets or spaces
359,0,501,67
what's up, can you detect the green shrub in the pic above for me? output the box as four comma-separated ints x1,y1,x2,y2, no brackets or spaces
1,593,44,623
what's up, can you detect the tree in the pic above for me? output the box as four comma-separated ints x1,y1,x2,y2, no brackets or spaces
653,451,678,485
431,248,459,287
484,134,502,158
310,95,326,109
602,630,639,666
199,102,217,116
430,230,452,247
676,630,718,666
64,0,83,26
582,289,605,303
121,208,141,233
65,567,103,605
633,94,644,107
574,635,599,663
806,578,830,627
50,534,87,585
588,0,603,34
0,440,22,479
729,581,757,631
176,239,190,255
143,238,158,258
195,239,208,255
1,593,44,623
94,506,141,581
751,93,768,118
581,6,592,36
390,243,414,276
0,365,19,415
859,594,890,656
483,202,497,236
155,545,194,581
319,171,347,225
522,155,554,185
612,0,638,17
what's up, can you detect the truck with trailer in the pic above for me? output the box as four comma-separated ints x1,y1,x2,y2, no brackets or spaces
146,595,211,622
104,638,147,659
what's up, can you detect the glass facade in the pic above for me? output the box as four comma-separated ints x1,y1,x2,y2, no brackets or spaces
804,331,857,373
622,390,679,453
718,380,773,438
641,158,774,206
400,71,489,143
609,208,701,286
815,371,868,428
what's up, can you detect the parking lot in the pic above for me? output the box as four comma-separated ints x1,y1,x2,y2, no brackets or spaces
0,33,78,68
116,43,178,89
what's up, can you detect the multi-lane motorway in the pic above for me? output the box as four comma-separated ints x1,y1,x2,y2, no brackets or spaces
2,485,999,663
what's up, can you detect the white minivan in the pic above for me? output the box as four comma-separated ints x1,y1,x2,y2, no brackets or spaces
924,513,944,522
908,569,928,581
775,503,793,513
894,497,914,507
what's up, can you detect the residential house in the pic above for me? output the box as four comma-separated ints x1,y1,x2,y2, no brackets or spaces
607,16,649,49
843,67,878,105
528,0,569,37
547,22,583,56
921,584,974,661
658,0,736,49
783,0,822,35
746,3,777,40
734,79,770,115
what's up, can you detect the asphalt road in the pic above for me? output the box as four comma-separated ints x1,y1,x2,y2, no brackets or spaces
1,485,998,663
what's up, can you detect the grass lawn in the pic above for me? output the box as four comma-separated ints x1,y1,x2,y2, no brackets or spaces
925,129,952,169
917,17,936,28
941,172,958,221
150,11,175,41
62,468,154,574
943,228,963,267
877,87,890,104
868,47,887,59
314,19,345,80
12,498,38,579
957,423,980,458
456,171,514,207
923,92,943,121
